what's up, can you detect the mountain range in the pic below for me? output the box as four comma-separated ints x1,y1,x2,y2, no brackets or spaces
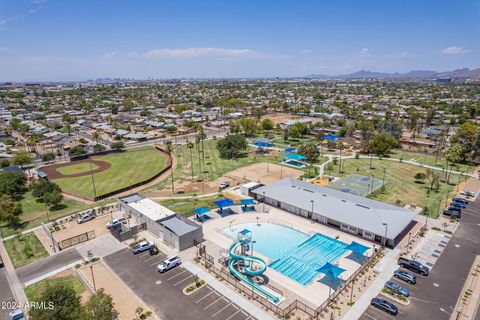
306,68,480,80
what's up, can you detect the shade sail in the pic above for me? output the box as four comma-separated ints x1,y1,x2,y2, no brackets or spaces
284,147,297,152
214,198,235,208
192,207,210,215
323,134,339,142
284,153,306,161
240,199,255,205
316,262,346,280
345,241,370,256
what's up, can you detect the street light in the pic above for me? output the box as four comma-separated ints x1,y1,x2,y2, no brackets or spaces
310,200,314,223
90,265,97,292
262,191,266,213
382,223,388,248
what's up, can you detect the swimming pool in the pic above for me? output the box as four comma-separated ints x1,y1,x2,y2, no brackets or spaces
283,159,306,168
221,223,348,285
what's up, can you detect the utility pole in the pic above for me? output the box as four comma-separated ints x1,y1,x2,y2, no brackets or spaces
88,159,97,200
90,265,97,291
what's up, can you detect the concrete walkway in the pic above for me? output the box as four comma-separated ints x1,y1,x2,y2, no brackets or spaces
184,261,275,320
342,248,401,320
0,241,28,306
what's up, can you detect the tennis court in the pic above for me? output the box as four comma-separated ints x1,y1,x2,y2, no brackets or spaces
328,174,384,196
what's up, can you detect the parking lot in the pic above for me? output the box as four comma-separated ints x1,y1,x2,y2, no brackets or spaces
104,248,258,320
360,195,480,320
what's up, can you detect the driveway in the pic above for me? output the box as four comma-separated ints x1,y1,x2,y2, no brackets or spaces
359,196,480,320
104,248,258,320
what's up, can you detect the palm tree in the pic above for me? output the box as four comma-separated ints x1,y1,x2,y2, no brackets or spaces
444,144,462,184
187,141,194,182
92,130,100,144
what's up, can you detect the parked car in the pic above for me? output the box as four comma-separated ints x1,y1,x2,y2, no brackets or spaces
448,206,462,214
393,269,416,284
452,197,469,204
132,241,155,254
451,201,466,209
218,181,230,189
443,210,461,218
9,309,26,320
106,218,125,229
0,253,4,268
385,281,410,297
398,258,429,276
370,297,398,315
460,190,475,197
77,213,95,224
157,256,182,273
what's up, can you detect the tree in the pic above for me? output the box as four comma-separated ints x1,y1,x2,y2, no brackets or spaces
93,144,106,153
375,119,402,140
84,289,117,320
0,172,26,198
299,143,319,164
41,152,56,162
239,117,257,137
444,144,463,183
0,195,23,227
29,282,84,320
187,141,194,182
12,151,32,168
69,145,87,156
425,168,440,191
369,133,398,157
92,131,100,144
261,119,274,132
414,172,427,183
216,134,248,159
110,141,125,150
44,189,63,209
450,121,480,161
289,122,309,139
31,179,61,199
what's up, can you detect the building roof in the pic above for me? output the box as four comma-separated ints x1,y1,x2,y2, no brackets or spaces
123,196,175,221
252,178,416,240
159,216,200,236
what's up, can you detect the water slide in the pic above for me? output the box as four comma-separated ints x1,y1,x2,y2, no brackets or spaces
228,241,280,303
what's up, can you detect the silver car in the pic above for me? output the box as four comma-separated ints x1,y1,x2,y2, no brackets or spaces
77,213,95,224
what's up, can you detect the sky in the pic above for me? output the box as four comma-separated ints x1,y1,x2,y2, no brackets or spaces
0,0,479,81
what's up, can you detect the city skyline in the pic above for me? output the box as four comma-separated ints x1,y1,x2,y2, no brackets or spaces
1,0,479,81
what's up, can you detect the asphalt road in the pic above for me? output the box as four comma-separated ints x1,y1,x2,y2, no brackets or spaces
0,269,16,319
16,248,81,285
104,248,257,320
360,196,480,320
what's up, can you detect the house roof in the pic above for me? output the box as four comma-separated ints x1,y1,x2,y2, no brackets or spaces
252,178,416,240
159,216,200,236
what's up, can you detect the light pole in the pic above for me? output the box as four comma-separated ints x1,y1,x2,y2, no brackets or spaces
310,200,314,222
90,265,97,292
88,159,97,200
256,216,260,226
262,191,266,213
382,168,386,187
382,223,388,248
371,174,375,193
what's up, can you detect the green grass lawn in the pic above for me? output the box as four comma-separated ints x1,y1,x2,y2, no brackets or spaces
25,274,85,302
387,149,474,173
159,195,226,217
326,158,464,218
56,162,99,175
4,232,49,268
53,148,167,199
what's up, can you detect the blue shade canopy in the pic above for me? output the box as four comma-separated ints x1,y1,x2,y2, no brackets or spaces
316,262,346,280
323,134,339,142
240,229,251,236
345,241,370,256
240,199,255,205
253,138,272,144
214,198,235,208
255,142,271,147
284,147,297,152
192,207,210,215
284,153,306,161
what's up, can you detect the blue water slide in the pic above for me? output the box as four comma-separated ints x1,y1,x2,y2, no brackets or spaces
228,242,280,303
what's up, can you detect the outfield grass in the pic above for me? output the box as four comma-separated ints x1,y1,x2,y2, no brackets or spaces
326,158,464,217
387,149,474,173
159,195,226,217
4,232,49,268
56,162,99,175
53,148,167,199
25,274,85,302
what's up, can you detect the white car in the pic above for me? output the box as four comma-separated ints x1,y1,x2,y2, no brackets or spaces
157,256,182,273
218,181,230,189
132,241,155,254
106,219,124,229
77,213,95,224
9,309,26,320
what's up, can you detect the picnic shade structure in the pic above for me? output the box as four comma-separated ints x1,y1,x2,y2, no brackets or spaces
284,147,297,153
345,241,369,256
253,138,272,148
316,262,346,297
323,134,339,142
284,153,306,161
240,198,256,212
214,198,236,212
192,206,210,222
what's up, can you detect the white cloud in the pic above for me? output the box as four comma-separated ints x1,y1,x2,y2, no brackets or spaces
143,47,256,58
127,51,137,57
102,52,116,59
352,48,371,59
301,49,311,54
441,46,469,55
0,47,15,54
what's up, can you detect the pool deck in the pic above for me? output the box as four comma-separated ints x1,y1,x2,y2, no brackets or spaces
202,205,375,307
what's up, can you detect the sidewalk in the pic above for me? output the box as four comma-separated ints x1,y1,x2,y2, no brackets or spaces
0,241,28,306
342,248,401,320
184,261,275,320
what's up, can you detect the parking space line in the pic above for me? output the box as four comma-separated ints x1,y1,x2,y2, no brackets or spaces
150,259,164,267
225,309,242,320
203,296,224,310
195,290,219,303
167,270,186,280
363,312,377,320
173,274,193,286
144,255,160,262
211,302,232,317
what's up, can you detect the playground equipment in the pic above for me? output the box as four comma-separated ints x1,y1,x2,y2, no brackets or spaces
228,229,280,303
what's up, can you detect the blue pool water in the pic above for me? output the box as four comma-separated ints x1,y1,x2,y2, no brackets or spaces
283,159,306,168
221,223,348,285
